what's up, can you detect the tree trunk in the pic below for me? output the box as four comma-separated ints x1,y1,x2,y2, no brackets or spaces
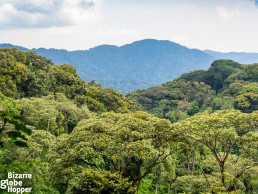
191,157,195,175
136,181,140,194
199,163,210,187
220,162,227,191
133,180,140,194
155,176,159,194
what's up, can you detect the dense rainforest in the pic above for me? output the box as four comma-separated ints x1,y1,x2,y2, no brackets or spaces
0,48,257,194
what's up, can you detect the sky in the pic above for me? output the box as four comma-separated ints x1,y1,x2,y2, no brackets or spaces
0,0,258,52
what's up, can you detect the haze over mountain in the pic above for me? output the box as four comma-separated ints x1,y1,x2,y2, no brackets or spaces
204,50,258,64
2,39,258,93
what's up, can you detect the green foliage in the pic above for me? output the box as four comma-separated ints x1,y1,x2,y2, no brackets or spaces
0,49,28,98
50,112,173,193
211,96,234,111
173,110,258,192
234,93,258,113
172,175,221,193
127,80,215,122
0,48,139,113
178,70,207,83
0,130,59,193
2,49,258,194
238,82,258,94
0,92,21,115
19,93,92,135
15,39,214,93
0,109,31,148
206,60,242,92
67,169,134,194
240,63,258,82
128,60,258,121
178,60,243,93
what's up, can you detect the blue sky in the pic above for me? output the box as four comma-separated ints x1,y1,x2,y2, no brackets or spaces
0,0,258,52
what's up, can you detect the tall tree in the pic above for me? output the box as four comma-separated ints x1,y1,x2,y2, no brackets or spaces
173,110,258,192
50,112,173,193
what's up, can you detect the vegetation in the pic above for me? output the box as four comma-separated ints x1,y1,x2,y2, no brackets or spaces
0,48,139,113
0,40,215,93
127,60,258,120
0,49,257,193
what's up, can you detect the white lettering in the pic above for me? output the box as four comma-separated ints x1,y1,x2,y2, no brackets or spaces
6,172,32,179
1,172,32,193
0,179,7,189
8,172,12,179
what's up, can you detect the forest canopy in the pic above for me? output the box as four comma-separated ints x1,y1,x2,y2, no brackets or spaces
0,49,257,194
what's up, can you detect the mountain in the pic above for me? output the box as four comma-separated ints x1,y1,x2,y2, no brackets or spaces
0,48,139,113
0,40,215,93
2,41,258,94
204,50,258,64
0,43,29,51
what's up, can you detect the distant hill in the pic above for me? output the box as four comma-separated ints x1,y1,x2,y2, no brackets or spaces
127,59,258,121
2,41,258,93
0,43,29,51
0,48,139,113
1,40,216,93
204,50,258,64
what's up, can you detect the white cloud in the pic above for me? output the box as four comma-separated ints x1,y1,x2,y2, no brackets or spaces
216,6,240,19
1,0,258,52
0,0,102,29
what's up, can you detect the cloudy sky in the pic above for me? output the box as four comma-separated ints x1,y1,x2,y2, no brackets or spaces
0,0,258,52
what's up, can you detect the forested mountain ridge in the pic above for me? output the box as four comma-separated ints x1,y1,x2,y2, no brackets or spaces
0,40,216,93
2,41,258,94
127,59,258,121
0,48,139,113
0,49,257,194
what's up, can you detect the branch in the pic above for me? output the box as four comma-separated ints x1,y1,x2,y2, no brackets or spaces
139,152,171,181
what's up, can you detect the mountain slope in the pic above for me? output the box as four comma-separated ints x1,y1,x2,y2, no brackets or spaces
0,48,139,113
204,50,258,64
0,43,29,51
127,59,258,121
0,40,215,93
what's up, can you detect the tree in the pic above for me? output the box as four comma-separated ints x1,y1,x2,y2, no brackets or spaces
0,49,28,98
0,93,31,148
173,110,258,192
0,129,59,193
241,64,258,82
234,92,258,113
19,94,92,135
20,97,59,134
205,60,242,93
50,112,173,193
0,109,31,148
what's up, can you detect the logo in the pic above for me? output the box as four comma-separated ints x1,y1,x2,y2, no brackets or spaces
0,172,32,193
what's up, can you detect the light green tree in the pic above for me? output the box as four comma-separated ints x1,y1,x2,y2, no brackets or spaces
173,110,258,192
50,111,173,193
